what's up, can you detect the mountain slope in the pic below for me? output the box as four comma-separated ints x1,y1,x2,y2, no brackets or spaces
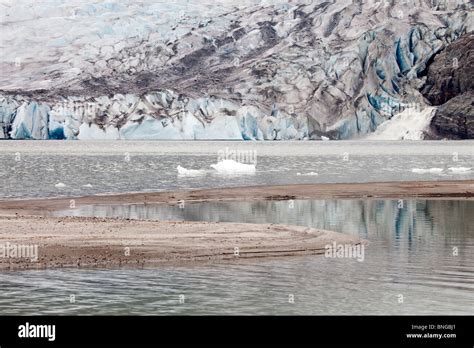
421,34,474,139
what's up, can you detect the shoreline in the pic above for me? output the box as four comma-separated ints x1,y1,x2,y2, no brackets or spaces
0,215,365,270
0,180,472,216
0,180,471,270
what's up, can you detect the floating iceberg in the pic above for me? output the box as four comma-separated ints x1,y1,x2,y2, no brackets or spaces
176,165,206,177
210,160,256,175
55,182,67,188
448,167,472,174
411,168,443,174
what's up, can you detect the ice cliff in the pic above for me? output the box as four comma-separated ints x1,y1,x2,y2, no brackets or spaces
0,0,472,140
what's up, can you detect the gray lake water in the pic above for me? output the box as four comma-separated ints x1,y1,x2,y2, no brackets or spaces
0,141,473,315
1,198,472,315
0,140,472,198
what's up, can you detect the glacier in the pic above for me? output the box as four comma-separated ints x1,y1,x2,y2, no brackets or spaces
0,0,472,140
366,106,436,140
10,102,50,140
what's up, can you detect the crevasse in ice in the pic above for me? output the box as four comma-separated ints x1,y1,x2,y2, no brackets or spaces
0,0,471,140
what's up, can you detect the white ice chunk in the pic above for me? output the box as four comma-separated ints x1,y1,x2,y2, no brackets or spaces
448,167,472,174
411,168,443,174
177,165,206,176
210,160,256,175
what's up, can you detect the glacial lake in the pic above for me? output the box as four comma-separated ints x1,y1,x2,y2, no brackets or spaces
0,140,473,199
0,198,472,315
0,140,473,315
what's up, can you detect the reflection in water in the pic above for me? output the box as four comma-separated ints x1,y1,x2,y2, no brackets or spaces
57,199,472,245
58,200,474,272
0,199,472,315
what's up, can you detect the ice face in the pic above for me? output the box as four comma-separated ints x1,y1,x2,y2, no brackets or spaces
0,0,472,140
10,102,50,139
78,123,120,140
119,112,243,140
366,107,436,140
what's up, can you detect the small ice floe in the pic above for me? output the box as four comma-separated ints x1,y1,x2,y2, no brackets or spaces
210,159,256,175
448,167,472,174
82,184,93,188
321,136,330,141
177,165,205,177
297,172,319,176
411,168,443,174
54,182,67,188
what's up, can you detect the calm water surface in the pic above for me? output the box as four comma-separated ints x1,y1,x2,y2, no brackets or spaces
0,199,472,315
0,141,472,315
0,140,472,198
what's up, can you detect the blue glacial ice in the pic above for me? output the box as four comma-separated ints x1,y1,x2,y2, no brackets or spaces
0,0,472,140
